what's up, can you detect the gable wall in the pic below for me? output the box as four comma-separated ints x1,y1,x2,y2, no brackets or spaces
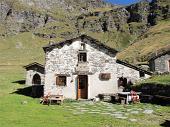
150,52,170,73
116,63,150,82
44,38,118,98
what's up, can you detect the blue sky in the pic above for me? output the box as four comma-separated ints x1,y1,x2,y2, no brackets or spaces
105,0,140,5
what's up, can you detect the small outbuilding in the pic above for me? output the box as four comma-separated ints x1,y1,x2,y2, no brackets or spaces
24,62,45,86
149,47,170,73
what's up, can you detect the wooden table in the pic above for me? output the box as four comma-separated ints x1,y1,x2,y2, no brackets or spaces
41,95,64,105
48,95,64,105
118,92,141,104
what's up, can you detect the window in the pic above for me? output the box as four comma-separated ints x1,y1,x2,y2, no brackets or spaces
139,71,145,77
80,43,86,50
78,52,87,62
56,76,67,86
99,73,111,80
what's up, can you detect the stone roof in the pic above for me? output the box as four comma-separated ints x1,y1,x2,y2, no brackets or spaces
148,45,170,61
43,34,118,53
23,62,44,69
116,59,152,75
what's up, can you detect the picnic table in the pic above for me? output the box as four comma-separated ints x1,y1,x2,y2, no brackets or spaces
117,91,141,104
41,95,64,105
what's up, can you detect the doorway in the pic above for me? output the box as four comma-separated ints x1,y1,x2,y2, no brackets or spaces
77,75,88,99
32,74,41,85
118,77,127,92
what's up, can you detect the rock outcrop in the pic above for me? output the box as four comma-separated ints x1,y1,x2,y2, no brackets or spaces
0,0,169,48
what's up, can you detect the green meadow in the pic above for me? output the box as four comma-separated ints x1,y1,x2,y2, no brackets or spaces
0,66,170,127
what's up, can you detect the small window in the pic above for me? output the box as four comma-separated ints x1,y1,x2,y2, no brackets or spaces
80,43,86,50
139,71,145,77
169,60,170,71
78,52,87,62
56,76,67,86
99,73,111,80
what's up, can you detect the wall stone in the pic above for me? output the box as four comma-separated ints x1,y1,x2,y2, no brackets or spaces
149,52,170,73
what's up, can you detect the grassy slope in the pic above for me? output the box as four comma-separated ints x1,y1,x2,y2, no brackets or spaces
117,20,170,63
138,74,170,85
0,32,47,65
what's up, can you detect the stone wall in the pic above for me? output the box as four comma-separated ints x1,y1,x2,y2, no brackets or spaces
133,83,170,97
149,52,170,73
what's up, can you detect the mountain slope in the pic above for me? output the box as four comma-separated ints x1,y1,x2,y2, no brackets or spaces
117,19,170,64
0,0,169,66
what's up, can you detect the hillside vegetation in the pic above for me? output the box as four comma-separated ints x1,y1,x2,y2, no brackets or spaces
117,19,170,63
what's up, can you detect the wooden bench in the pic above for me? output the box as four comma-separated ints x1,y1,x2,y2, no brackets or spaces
48,95,64,105
41,95,64,105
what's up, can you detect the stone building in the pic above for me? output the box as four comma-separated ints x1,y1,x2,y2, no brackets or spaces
24,62,45,86
42,34,151,99
149,48,170,73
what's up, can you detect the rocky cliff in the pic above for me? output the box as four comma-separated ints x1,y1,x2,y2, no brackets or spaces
0,0,169,39
0,0,112,36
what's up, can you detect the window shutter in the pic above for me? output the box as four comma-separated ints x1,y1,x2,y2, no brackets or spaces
56,76,67,86
99,73,111,80
56,76,59,85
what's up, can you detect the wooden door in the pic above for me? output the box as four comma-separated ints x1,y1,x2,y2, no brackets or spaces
77,75,88,99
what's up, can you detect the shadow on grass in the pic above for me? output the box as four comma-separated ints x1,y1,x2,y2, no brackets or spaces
160,120,170,127
11,85,44,98
12,80,26,85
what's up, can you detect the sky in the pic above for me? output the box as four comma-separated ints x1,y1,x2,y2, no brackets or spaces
105,0,141,5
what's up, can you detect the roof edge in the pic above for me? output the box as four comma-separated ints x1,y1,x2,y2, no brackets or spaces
148,45,170,61
116,59,153,75
23,62,44,69
43,34,118,53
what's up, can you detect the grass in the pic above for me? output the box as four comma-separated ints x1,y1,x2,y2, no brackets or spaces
0,32,47,65
0,66,170,127
138,74,170,85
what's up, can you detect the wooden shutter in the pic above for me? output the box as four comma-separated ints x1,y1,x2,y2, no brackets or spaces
169,60,170,71
56,76,66,86
99,73,111,80
56,76,59,86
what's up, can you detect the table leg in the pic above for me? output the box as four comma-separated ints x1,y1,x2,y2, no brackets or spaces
126,95,129,104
